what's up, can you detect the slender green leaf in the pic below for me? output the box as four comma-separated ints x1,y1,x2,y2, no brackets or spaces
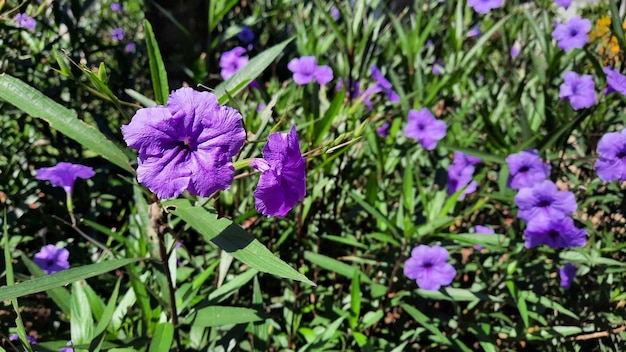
143,20,170,105
21,254,71,314
163,199,314,285
214,38,293,102
0,74,134,173
190,306,264,327
0,258,144,301
71,282,94,349
149,322,174,352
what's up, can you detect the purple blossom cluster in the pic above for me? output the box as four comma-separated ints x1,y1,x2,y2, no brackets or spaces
14,13,36,31
506,151,586,249
447,151,481,200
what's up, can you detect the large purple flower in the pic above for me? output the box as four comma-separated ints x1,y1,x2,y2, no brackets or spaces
559,262,577,289
36,162,95,194
34,245,70,274
405,108,447,150
251,126,306,217
515,180,577,223
370,65,400,103
404,245,456,291
287,56,333,85
467,0,503,14
552,16,591,51
524,216,586,249
506,149,550,189
220,47,249,80
595,128,626,182
604,67,626,96
122,87,246,199
559,71,596,110
14,13,36,31
447,163,477,200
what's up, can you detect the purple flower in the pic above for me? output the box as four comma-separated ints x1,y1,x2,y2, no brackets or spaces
122,87,245,199
257,103,266,112
506,149,550,190
370,65,400,102
447,163,477,200
377,123,390,138
9,334,37,344
251,126,306,217
559,262,576,289
14,13,36,31
405,108,446,150
111,2,122,11
220,47,249,80
467,0,503,14
330,6,340,20
404,245,456,291
595,129,626,182
555,0,572,9
33,245,70,274
604,67,626,96
467,24,482,38
432,61,444,75
124,42,136,53
552,16,591,51
237,26,255,44
36,162,95,194
515,180,577,223
559,71,596,110
454,151,482,169
473,225,495,250
510,43,521,58
524,216,586,249
288,56,333,85
111,28,124,42
336,78,361,97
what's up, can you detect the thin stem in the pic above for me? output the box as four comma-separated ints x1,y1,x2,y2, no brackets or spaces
150,203,182,351
52,215,113,257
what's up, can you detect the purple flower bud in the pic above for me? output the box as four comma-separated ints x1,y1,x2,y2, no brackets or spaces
559,262,576,289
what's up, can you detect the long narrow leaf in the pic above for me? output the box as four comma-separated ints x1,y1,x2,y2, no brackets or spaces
0,74,134,173
143,20,170,105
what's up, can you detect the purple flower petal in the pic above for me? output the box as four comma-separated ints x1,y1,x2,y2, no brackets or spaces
122,87,245,199
405,108,446,150
515,180,577,223
314,65,334,85
559,71,596,110
220,47,249,80
467,0,503,13
506,149,550,189
595,129,626,182
524,217,586,249
251,126,306,217
559,262,577,289
404,245,456,291
552,16,591,51
36,162,95,194
33,244,70,274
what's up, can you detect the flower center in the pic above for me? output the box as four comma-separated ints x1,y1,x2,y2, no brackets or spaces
547,229,560,239
538,199,552,208
519,165,530,173
569,29,578,37
47,259,55,266
423,262,433,268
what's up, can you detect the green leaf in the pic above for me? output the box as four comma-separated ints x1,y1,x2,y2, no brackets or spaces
0,258,144,301
143,20,170,105
0,74,134,173
163,199,314,285
349,271,361,329
149,322,174,352
214,38,293,102
90,279,121,352
21,254,71,314
71,282,94,349
189,306,264,327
